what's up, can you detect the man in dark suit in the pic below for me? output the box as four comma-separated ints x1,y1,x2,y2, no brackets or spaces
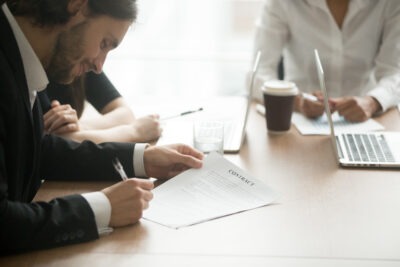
0,0,203,254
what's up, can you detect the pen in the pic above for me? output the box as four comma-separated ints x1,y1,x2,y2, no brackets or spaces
161,107,203,120
256,104,266,116
112,157,128,181
302,92,319,102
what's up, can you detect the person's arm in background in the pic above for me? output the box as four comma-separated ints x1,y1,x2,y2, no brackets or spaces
80,96,136,130
43,72,162,143
82,72,137,129
331,2,400,122
252,0,324,117
76,97,162,143
43,98,161,143
252,0,287,102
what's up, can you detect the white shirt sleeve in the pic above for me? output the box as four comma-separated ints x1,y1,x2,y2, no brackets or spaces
133,143,149,177
367,2,400,112
252,0,289,101
82,192,113,235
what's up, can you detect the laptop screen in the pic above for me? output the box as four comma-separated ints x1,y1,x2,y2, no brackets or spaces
314,49,340,163
240,51,261,139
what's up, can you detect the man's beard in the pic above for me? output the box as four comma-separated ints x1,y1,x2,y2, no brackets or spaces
46,22,88,84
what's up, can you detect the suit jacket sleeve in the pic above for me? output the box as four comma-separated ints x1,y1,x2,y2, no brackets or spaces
0,192,99,254
0,134,137,254
40,134,136,181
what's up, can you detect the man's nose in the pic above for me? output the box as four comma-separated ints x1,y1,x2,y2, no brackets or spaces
92,53,107,74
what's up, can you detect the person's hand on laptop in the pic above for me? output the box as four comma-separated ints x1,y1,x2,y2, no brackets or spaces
329,96,382,122
294,91,325,118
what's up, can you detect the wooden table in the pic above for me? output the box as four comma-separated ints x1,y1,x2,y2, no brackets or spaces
2,104,400,267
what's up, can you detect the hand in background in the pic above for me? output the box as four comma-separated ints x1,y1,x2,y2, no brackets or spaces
294,91,325,118
329,96,381,122
102,179,154,227
43,100,80,134
131,114,162,142
144,144,204,179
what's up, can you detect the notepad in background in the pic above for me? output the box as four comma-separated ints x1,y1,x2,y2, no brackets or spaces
292,112,384,135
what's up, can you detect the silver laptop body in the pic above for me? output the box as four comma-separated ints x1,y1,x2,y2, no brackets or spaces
314,49,400,168
223,51,261,152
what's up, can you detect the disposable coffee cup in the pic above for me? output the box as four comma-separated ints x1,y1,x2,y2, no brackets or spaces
262,80,298,134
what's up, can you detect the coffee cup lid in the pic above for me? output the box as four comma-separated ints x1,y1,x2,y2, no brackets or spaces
262,80,298,96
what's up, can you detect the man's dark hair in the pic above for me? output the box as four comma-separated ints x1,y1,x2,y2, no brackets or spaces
5,0,137,26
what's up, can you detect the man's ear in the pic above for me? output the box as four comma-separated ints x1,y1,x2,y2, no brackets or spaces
67,0,88,16
64,0,88,28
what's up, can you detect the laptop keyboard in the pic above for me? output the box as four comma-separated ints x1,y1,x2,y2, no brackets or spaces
343,134,395,163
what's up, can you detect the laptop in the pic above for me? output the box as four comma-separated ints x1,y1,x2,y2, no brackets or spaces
157,51,261,153
314,49,400,168
222,51,261,152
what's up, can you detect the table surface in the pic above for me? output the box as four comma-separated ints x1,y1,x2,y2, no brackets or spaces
2,102,400,267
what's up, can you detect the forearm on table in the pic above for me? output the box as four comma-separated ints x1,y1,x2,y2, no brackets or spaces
80,106,135,130
60,125,136,144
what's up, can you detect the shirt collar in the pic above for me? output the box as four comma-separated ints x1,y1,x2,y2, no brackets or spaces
305,0,374,11
2,3,49,95
305,0,326,9
351,0,375,10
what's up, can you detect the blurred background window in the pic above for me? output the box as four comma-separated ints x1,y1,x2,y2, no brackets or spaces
103,0,263,101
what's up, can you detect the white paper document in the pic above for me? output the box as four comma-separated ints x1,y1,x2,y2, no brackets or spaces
292,112,384,135
143,152,278,229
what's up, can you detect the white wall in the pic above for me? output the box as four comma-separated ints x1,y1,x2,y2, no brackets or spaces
103,0,263,103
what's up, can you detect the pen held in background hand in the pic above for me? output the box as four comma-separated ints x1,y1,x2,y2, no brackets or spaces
302,92,319,102
161,107,203,121
256,104,266,116
112,157,128,181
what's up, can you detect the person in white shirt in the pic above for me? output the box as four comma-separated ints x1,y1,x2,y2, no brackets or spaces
252,0,400,122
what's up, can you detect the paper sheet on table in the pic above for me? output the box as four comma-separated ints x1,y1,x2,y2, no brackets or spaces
292,112,384,135
143,152,278,229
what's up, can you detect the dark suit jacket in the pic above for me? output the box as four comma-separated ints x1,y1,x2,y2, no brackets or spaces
0,9,137,254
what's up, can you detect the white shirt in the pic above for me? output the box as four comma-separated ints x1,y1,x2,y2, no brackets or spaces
2,4,48,108
2,3,148,235
253,0,400,112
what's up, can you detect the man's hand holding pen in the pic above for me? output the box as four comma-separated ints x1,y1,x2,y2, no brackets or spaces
102,178,154,227
103,144,204,228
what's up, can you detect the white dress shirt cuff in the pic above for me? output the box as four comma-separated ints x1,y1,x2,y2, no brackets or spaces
367,87,398,112
134,143,149,177
82,192,113,236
